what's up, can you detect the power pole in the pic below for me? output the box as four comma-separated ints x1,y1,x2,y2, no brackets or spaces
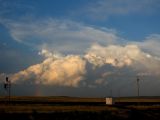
136,76,140,97
4,77,11,104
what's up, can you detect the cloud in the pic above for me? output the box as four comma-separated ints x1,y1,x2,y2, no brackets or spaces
3,19,118,54
1,17,160,89
0,1,160,96
95,78,107,85
136,34,160,57
84,0,160,20
85,44,140,67
6,49,86,87
0,73,5,82
1,43,160,89
3,17,160,57
85,44,160,75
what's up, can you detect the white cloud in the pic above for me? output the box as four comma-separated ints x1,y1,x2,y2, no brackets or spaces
4,19,118,54
85,44,160,75
1,17,160,88
7,50,86,87
136,34,160,57
1,42,160,88
85,44,139,67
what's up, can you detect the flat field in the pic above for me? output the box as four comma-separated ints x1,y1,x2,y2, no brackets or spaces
0,96,160,120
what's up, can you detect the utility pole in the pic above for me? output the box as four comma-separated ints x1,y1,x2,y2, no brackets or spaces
136,76,140,97
4,77,11,104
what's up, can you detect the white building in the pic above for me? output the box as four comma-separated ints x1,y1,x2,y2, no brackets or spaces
106,98,115,105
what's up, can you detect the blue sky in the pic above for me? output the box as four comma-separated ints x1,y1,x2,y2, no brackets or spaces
0,0,160,97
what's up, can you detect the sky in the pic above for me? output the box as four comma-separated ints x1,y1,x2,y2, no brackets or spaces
0,0,160,97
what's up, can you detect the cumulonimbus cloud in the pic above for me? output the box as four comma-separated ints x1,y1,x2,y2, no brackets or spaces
135,34,160,58
85,44,160,75
1,18,160,87
0,43,160,87
8,49,86,87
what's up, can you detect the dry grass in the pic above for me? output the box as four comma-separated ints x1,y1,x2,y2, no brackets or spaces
0,96,160,120
0,96,160,113
0,96,105,103
0,105,120,113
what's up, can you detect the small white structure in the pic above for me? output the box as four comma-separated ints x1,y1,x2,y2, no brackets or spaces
106,98,114,105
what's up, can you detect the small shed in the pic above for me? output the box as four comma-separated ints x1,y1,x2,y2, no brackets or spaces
106,98,115,105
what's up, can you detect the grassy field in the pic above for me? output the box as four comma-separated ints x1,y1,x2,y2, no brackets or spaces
0,96,160,120
0,96,105,103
